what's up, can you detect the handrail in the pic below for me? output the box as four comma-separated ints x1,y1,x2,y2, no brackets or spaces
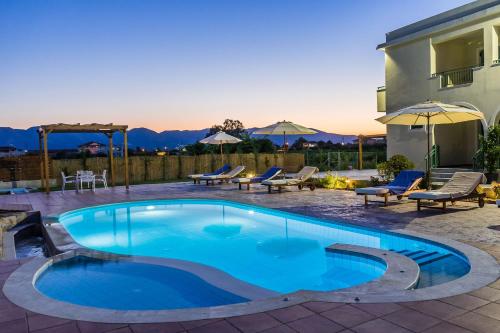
425,145,440,169
431,65,479,88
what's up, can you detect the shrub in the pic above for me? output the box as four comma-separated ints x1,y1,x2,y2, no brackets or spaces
319,172,353,190
378,155,415,180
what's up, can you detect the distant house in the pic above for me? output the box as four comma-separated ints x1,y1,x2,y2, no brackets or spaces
302,141,318,149
0,146,25,158
78,142,106,155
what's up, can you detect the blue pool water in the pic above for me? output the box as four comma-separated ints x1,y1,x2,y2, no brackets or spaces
55,199,469,295
36,256,249,310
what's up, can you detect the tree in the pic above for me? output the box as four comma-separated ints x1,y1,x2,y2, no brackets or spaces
207,119,246,138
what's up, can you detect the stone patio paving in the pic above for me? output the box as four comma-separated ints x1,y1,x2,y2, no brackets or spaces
0,182,499,332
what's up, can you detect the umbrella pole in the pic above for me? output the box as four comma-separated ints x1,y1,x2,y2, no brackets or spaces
283,132,287,174
220,143,223,165
427,115,431,190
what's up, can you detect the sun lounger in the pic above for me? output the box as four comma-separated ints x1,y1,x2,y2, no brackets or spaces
262,166,318,193
232,166,282,190
200,166,246,185
355,170,425,206
409,172,486,211
188,164,231,184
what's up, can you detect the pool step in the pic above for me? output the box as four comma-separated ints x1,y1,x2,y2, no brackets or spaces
389,249,452,267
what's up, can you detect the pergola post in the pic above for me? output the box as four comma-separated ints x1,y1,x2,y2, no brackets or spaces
43,129,50,193
358,135,363,170
38,131,44,190
123,129,129,189
107,133,115,187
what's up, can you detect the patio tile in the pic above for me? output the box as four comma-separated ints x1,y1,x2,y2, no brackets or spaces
0,307,27,323
468,286,500,302
489,279,500,290
187,320,240,333
259,325,295,333
421,322,474,333
301,301,343,313
27,314,71,332
383,308,440,332
401,300,467,319
351,318,411,333
267,305,314,323
227,312,281,332
31,322,80,333
180,319,222,330
130,322,185,333
352,302,403,317
448,311,500,333
77,321,129,333
287,314,344,333
321,305,375,328
2,318,28,333
440,294,489,310
105,328,134,333
473,302,500,321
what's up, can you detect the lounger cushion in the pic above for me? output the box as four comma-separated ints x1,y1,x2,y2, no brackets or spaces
262,179,288,186
409,192,452,200
200,175,228,180
188,174,204,179
232,178,251,183
355,187,390,195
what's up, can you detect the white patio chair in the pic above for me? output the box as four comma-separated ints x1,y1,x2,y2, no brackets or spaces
94,170,108,189
61,172,76,192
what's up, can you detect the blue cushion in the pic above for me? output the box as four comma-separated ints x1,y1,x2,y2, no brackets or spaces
205,164,231,176
378,170,425,194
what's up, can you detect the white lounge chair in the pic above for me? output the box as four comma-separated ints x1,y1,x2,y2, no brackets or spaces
262,166,318,193
409,172,486,211
199,166,246,185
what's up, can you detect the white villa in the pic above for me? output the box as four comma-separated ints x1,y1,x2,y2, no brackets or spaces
377,0,500,170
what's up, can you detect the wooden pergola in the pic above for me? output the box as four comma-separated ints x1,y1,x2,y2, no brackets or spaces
357,134,386,170
38,123,129,193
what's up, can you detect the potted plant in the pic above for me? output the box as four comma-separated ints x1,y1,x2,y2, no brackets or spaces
480,125,500,183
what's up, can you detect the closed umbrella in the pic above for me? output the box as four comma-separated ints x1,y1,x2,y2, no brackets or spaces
376,101,485,188
200,131,241,164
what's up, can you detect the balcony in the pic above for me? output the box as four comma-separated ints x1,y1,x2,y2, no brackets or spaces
376,86,386,112
432,30,483,88
432,66,476,88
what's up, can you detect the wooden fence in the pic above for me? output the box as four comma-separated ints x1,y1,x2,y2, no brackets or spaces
46,153,304,185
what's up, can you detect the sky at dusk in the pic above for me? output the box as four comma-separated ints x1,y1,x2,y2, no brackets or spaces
0,0,471,134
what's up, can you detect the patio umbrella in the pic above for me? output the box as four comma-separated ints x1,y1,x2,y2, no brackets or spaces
375,101,484,189
199,131,241,164
252,120,317,153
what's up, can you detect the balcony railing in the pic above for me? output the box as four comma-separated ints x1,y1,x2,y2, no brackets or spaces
432,66,477,88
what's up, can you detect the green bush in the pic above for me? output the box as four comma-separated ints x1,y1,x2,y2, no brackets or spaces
480,125,500,174
377,154,414,180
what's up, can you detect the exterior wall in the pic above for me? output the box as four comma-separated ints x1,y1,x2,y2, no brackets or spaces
384,14,500,170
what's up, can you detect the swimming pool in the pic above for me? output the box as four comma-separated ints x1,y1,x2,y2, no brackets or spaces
52,199,469,295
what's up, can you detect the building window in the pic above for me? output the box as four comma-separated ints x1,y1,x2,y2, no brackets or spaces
409,125,425,131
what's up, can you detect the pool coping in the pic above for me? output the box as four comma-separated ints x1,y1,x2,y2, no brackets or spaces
3,198,498,323
3,244,420,323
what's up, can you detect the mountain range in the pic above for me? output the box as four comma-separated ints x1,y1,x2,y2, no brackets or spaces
0,126,357,151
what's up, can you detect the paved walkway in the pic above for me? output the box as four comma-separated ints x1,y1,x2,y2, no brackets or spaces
0,182,499,333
